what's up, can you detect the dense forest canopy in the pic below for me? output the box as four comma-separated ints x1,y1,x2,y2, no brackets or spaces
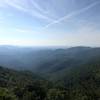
0,46,100,100
0,0,100,99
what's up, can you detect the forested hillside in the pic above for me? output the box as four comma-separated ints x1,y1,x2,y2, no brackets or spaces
0,60,100,100
0,66,51,100
0,46,100,100
0,46,100,73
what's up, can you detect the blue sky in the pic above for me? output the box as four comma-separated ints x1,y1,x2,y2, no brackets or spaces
0,0,100,46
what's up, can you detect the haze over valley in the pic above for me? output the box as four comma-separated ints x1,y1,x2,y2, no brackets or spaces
0,0,100,100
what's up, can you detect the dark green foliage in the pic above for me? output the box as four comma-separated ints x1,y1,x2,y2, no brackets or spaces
0,66,49,100
0,62,100,100
0,47,100,100
0,87,17,100
46,89,69,100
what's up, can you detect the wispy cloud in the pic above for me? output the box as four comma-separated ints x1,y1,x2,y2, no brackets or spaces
0,1,6,8
1,0,54,22
44,1,100,28
30,0,48,14
14,28,37,34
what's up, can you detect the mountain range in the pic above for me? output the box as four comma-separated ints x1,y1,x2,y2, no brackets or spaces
0,45,100,100
0,45,100,73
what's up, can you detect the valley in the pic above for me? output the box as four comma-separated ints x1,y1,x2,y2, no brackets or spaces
0,46,100,100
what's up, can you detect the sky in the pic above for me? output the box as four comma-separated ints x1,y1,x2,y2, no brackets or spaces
0,0,100,47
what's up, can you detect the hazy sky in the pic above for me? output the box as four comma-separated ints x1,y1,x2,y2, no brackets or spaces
0,0,100,46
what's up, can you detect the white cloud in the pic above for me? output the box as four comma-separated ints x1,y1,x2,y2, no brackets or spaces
0,0,54,22
61,23,100,47
43,1,100,28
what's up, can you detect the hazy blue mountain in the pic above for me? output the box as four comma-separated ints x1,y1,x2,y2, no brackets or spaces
34,46,100,74
0,45,100,74
0,45,100,100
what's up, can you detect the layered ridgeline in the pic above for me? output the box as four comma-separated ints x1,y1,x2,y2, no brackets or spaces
0,66,52,100
0,46,100,100
0,62,100,100
0,46,100,72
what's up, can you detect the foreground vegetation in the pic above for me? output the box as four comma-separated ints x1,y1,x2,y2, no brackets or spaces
0,47,100,100
0,61,100,100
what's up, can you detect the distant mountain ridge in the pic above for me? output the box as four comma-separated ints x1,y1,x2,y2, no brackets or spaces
0,45,100,100
0,45,100,73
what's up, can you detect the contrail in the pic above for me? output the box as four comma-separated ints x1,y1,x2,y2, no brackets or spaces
44,1,100,29
30,0,48,14
4,0,54,21
30,0,54,21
